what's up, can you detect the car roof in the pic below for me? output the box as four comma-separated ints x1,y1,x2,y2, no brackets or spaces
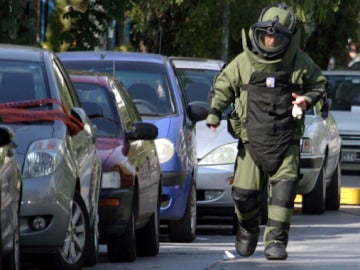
0,44,49,62
170,56,225,70
57,51,169,65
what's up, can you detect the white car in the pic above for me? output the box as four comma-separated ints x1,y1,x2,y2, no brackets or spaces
172,57,342,220
323,70,360,171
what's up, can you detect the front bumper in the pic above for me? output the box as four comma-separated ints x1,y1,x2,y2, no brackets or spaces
298,154,324,194
160,171,191,220
19,173,75,251
98,187,134,242
196,164,234,216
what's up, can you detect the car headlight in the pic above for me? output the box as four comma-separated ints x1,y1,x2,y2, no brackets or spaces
102,171,121,188
300,137,313,153
23,139,63,178
199,142,238,165
154,138,174,164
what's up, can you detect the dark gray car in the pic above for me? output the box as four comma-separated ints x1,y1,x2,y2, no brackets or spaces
0,125,22,270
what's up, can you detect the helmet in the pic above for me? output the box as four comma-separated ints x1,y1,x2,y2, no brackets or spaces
251,3,296,59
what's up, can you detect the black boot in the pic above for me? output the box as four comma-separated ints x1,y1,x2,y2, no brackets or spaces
235,226,259,257
264,241,288,260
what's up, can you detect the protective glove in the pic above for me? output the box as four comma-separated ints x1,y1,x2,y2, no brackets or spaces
292,104,303,119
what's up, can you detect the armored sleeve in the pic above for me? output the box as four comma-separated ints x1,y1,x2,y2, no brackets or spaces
206,55,242,126
294,51,327,109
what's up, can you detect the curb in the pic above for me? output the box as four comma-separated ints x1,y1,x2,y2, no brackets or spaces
295,187,360,205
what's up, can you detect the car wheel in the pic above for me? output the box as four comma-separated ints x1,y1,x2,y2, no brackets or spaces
325,164,341,211
136,193,160,256
2,211,20,270
39,192,91,270
169,180,197,243
302,166,326,215
107,208,136,262
85,212,99,266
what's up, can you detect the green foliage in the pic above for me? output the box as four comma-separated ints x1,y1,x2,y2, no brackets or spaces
0,0,36,45
41,0,360,69
44,0,114,52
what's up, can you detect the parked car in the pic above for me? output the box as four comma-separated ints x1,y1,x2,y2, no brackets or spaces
0,44,102,270
69,71,162,262
0,125,22,270
323,70,360,171
171,57,342,223
58,51,208,243
170,57,234,217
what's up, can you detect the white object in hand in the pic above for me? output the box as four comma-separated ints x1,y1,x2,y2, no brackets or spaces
292,104,303,119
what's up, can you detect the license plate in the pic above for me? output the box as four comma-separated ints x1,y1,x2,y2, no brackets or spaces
342,152,357,161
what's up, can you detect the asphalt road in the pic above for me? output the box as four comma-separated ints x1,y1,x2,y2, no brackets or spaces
22,172,360,270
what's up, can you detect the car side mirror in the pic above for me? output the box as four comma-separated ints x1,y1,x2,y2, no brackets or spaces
126,122,158,140
0,125,14,147
321,97,332,119
187,103,208,123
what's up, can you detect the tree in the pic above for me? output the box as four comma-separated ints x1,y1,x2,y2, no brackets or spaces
0,0,37,45
44,0,125,52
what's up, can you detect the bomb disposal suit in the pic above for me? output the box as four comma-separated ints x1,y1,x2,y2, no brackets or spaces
206,4,326,260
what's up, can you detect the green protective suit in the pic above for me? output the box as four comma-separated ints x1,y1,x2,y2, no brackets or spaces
206,27,326,247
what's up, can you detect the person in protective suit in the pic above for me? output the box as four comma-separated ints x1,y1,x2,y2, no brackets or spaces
206,3,326,260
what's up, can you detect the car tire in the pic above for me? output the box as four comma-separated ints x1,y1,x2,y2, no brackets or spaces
2,211,20,270
169,180,197,243
325,164,341,211
107,208,136,262
84,212,99,266
136,194,160,256
302,166,326,215
39,192,91,270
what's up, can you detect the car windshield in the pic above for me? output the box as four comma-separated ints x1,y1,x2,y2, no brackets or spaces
73,82,122,138
64,61,175,116
326,74,360,111
175,67,231,118
0,61,49,103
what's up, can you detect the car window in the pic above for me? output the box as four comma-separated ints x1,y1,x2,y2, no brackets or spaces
174,66,231,118
52,59,77,112
326,74,360,111
112,80,142,130
73,82,122,138
0,60,48,103
62,60,176,116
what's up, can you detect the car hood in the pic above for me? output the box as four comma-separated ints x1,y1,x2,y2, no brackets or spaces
330,110,360,134
196,116,317,159
196,120,236,159
142,116,172,138
11,124,55,166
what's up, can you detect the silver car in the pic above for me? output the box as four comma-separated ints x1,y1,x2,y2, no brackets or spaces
0,125,22,270
172,57,342,220
323,70,360,171
0,44,102,270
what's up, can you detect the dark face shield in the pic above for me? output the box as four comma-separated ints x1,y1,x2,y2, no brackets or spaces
251,20,292,59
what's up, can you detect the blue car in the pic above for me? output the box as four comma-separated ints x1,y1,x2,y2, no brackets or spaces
58,51,208,242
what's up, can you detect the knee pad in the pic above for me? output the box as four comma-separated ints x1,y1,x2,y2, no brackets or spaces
269,178,298,208
232,186,260,213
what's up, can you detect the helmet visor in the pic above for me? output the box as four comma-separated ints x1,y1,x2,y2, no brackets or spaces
251,21,292,58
